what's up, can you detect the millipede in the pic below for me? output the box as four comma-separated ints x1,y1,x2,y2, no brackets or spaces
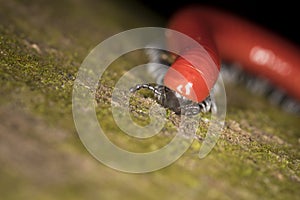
130,5,300,115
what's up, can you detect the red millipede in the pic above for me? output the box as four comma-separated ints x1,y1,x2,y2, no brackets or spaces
131,5,300,115
166,5,300,101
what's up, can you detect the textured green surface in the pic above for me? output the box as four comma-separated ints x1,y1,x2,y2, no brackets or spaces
0,0,299,199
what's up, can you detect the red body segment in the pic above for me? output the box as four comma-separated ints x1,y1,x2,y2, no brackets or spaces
164,6,300,102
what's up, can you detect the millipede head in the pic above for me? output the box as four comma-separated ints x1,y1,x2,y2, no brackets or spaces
130,83,214,115
130,83,180,113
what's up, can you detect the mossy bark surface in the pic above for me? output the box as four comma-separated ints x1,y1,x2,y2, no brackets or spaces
0,0,299,199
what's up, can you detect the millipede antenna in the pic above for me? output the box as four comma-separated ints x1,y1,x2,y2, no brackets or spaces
129,84,162,96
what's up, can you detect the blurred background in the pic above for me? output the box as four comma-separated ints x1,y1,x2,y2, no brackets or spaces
139,0,300,46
